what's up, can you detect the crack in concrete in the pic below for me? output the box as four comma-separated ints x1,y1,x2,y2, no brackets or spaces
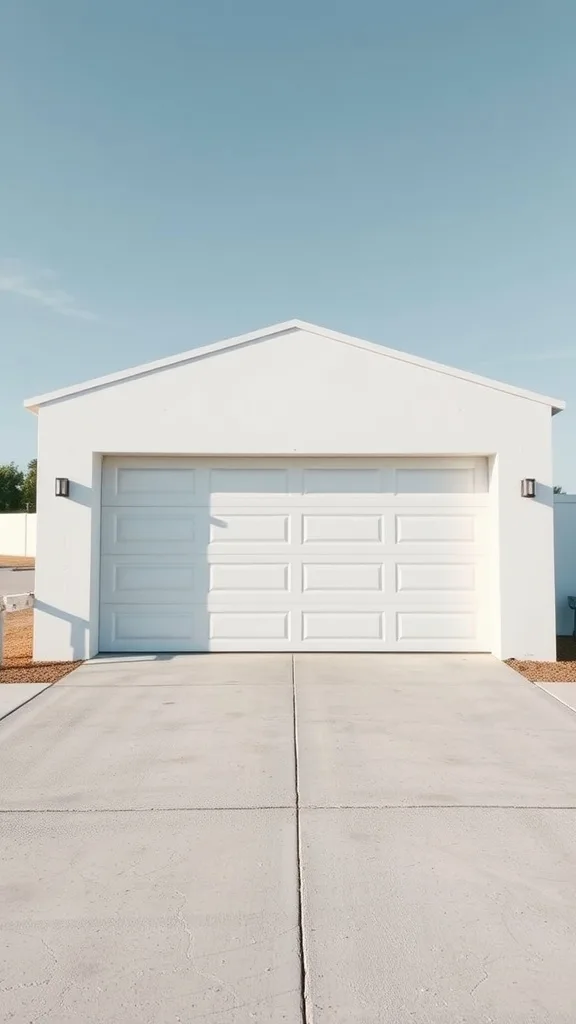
469,970,489,995
173,888,243,1014
187,987,300,1020
0,935,60,995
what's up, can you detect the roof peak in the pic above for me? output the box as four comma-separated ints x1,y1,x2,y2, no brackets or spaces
24,319,565,414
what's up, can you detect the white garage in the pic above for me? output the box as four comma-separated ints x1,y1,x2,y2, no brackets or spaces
26,319,563,662
99,456,489,652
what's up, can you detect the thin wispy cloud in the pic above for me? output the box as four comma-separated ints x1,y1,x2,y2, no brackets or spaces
0,259,97,321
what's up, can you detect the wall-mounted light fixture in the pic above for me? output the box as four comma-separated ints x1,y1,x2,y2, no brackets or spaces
521,478,536,498
55,477,70,498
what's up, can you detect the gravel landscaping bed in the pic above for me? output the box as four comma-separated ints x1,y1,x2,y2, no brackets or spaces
506,637,576,682
0,609,81,683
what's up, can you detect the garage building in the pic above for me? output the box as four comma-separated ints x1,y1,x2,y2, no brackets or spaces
25,320,563,661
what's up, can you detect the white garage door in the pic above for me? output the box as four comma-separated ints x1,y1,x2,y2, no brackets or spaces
99,457,490,653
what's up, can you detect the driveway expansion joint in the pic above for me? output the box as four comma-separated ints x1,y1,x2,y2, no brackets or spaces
0,805,296,813
292,654,310,1024
3,803,576,813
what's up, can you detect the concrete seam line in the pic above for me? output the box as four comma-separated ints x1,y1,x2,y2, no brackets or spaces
0,805,296,813
53,683,293,688
299,804,576,810
292,653,311,1024
3,805,576,814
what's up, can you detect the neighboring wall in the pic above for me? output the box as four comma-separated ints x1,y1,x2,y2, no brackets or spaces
0,513,37,557
554,496,576,635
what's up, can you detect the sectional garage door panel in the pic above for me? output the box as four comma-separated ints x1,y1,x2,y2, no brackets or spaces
99,458,490,652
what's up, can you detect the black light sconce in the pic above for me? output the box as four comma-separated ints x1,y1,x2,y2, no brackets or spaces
521,478,536,498
55,477,70,498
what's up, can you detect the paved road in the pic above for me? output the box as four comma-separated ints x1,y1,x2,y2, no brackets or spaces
1,653,576,1022
0,567,34,596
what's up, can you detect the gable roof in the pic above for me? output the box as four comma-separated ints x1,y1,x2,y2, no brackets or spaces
24,318,565,414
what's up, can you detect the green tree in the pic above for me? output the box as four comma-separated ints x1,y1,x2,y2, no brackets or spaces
0,463,24,511
21,458,37,512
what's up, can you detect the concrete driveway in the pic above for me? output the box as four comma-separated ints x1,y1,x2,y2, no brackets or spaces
1,654,576,1022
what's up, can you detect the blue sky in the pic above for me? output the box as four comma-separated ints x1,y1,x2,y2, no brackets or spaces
1,1,575,485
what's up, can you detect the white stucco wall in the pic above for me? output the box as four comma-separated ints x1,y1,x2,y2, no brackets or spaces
554,496,576,635
31,327,557,661
0,513,37,557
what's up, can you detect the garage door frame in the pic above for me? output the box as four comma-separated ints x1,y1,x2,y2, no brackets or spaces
97,454,492,654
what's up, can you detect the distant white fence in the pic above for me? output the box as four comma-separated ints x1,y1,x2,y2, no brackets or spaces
0,513,37,557
0,592,34,663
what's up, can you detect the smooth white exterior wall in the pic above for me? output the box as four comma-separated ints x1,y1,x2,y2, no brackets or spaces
0,513,37,557
554,496,576,635
32,328,557,661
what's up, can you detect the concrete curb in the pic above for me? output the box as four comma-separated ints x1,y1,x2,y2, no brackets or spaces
534,682,576,715
0,683,53,723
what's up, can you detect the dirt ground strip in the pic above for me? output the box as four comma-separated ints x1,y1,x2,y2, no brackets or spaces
0,555,35,568
0,609,81,683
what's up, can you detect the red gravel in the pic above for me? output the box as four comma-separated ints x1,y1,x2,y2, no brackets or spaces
506,637,576,682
